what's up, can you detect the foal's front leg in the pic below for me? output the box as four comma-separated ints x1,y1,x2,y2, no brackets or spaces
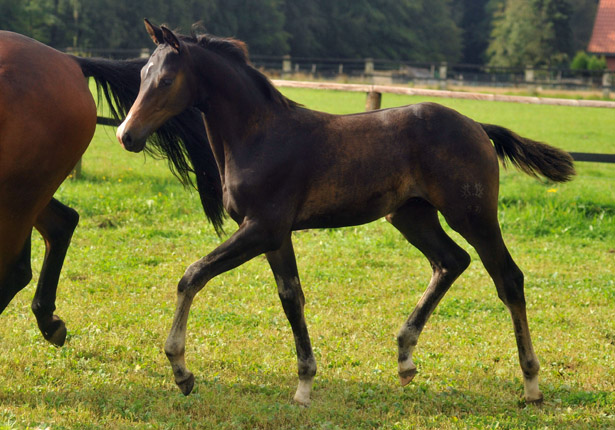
165,219,282,395
266,235,316,406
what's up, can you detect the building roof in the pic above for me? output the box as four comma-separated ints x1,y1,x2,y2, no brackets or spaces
588,0,615,56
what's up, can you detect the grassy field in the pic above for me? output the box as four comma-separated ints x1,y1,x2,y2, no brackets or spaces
0,88,614,429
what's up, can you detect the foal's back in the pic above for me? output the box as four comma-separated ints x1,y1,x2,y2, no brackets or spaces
287,102,499,230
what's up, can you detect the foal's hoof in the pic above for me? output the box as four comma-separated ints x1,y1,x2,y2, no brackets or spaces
41,316,67,347
177,372,195,396
525,392,544,406
398,367,417,386
293,395,311,407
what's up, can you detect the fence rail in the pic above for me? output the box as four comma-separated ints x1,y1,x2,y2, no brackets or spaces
271,80,615,109
94,80,615,164
255,55,614,93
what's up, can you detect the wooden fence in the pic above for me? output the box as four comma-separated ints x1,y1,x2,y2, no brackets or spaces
93,80,615,169
272,80,615,164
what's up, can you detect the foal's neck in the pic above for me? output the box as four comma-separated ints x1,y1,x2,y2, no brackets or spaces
194,48,274,142
191,46,285,177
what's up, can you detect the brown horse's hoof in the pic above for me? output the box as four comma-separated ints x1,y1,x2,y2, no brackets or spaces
398,367,417,386
177,372,195,396
42,316,67,347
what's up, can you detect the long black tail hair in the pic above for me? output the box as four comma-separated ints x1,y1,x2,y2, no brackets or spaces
74,56,225,234
481,123,575,183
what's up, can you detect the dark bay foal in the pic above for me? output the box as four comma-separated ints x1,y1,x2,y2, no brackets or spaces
117,20,575,405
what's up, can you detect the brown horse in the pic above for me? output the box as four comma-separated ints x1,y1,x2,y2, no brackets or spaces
118,21,575,405
0,31,222,346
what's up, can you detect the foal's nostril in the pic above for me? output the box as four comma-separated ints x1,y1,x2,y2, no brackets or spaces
121,132,133,148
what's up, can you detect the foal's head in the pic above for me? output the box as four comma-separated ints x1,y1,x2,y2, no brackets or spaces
117,19,196,151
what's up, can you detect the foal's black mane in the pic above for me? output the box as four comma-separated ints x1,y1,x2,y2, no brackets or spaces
179,32,299,110
76,56,225,234
76,30,300,235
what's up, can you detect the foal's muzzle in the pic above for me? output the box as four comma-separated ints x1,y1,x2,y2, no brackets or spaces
116,118,147,152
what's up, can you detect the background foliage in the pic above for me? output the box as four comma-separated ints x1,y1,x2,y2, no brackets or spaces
0,0,601,65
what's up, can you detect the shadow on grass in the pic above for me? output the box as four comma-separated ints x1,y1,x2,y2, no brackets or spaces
2,373,613,429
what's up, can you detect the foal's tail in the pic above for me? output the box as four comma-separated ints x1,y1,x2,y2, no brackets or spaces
481,123,575,183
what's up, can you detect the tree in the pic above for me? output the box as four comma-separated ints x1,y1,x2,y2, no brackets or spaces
0,1,26,34
284,0,461,61
488,0,573,67
283,0,328,57
569,0,598,53
4,0,463,62
454,0,491,64
206,0,288,55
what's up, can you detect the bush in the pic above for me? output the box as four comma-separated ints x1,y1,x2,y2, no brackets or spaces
570,51,589,70
571,51,606,71
587,55,607,71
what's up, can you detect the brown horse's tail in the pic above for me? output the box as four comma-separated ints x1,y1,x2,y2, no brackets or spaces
481,123,575,183
74,56,226,235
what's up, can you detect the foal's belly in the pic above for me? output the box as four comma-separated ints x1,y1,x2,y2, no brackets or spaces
293,182,418,230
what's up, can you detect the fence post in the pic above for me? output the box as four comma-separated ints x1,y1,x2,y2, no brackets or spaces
525,65,535,92
365,91,382,111
439,62,448,89
365,58,374,83
282,55,292,78
602,71,612,99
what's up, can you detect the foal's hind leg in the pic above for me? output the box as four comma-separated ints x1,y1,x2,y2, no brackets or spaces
266,234,316,405
387,198,471,385
32,198,79,346
445,212,543,404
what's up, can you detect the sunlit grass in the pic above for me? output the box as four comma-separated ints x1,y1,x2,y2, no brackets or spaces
0,88,613,429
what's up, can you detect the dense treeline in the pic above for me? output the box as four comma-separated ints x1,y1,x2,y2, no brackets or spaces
0,0,599,66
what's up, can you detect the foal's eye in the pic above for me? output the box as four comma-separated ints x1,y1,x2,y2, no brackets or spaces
159,78,173,87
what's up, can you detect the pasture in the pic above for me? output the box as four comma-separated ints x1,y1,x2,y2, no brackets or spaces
0,87,613,429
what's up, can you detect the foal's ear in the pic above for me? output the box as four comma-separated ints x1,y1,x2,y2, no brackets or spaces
161,26,181,54
144,18,163,45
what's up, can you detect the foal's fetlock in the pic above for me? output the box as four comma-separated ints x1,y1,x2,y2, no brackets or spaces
293,358,316,406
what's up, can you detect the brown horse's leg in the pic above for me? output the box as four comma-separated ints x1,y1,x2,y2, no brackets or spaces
266,234,316,406
386,198,470,386
165,218,287,396
31,198,79,346
445,212,543,404
0,235,33,313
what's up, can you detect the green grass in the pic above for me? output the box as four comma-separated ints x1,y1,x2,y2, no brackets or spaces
0,88,614,429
